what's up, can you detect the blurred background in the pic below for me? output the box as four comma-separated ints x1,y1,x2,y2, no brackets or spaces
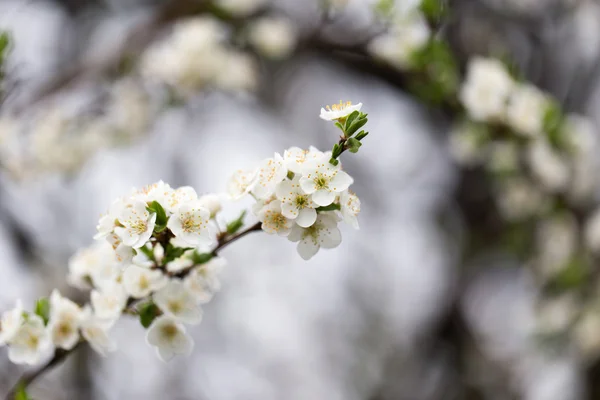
0,0,599,399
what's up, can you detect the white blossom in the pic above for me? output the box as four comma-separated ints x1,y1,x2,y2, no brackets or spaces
486,141,519,174
153,281,203,325
251,153,287,199
91,284,127,322
48,290,84,350
536,214,578,278
122,265,168,299
299,157,353,206
0,300,24,345
106,232,135,265
7,314,52,365
167,200,213,247
275,177,317,228
228,169,256,199
166,251,195,273
258,200,294,236
526,139,570,192
95,198,126,240
368,11,430,69
283,146,328,174
68,241,121,290
248,17,296,59
114,200,157,249
184,257,226,304
340,190,360,229
163,186,199,214
80,307,116,357
198,194,223,217
214,51,258,92
506,84,548,137
496,177,544,221
320,101,362,121
288,213,342,260
146,316,194,362
448,123,487,166
460,57,514,121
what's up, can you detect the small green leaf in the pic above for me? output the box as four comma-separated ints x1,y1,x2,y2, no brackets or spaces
329,157,339,166
343,111,360,131
331,143,342,158
34,298,50,325
138,245,154,260
354,130,369,141
192,252,213,265
227,210,247,235
347,137,362,153
163,244,193,265
15,383,32,400
316,204,341,212
147,201,168,232
139,302,160,329
334,122,344,131
345,118,368,137
543,102,566,149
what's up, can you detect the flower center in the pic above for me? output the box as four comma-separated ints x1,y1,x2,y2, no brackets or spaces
130,219,148,235
182,216,202,233
139,275,150,290
161,324,178,340
326,101,354,112
314,175,329,190
27,334,39,349
294,195,308,209
58,322,72,336
168,300,182,314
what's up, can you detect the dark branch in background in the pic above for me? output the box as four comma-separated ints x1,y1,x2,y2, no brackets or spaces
4,222,262,400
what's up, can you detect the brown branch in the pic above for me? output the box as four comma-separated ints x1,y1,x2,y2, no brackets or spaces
4,222,262,400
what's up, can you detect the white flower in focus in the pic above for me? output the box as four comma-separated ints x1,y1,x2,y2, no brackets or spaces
299,157,353,206
258,200,294,236
164,186,198,214
506,84,548,137
460,57,514,121
146,316,194,362
48,291,84,350
320,101,362,121
496,178,544,221
288,213,342,260
68,241,121,290
132,181,175,205
114,200,157,249
95,198,126,240
184,257,226,304
8,315,52,365
275,178,317,227
216,0,267,16
107,232,135,265
283,146,328,174
198,194,223,217
167,200,213,246
154,281,202,325
91,284,127,321
228,169,256,200
248,17,296,59
368,12,430,69
340,190,360,229
0,300,23,345
122,265,168,299
214,51,258,92
251,153,287,199
527,139,570,192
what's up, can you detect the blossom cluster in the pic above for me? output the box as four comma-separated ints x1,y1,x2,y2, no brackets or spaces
0,103,369,369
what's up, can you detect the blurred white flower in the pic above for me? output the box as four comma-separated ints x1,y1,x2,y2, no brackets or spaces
80,307,116,357
299,157,353,206
368,11,430,69
68,241,121,290
486,141,519,174
448,123,487,166
251,153,287,200
167,200,213,247
340,190,360,229
153,281,202,325
288,213,342,260
184,257,226,304
48,290,84,350
7,314,52,365
122,265,168,299
536,214,578,278
506,84,548,137
146,316,194,362
460,57,514,121
166,251,195,273
574,310,600,361
109,80,151,138
320,101,362,121
214,51,258,92
496,177,544,221
0,300,23,346
198,194,223,218
228,169,256,200
258,200,294,236
91,284,127,321
535,294,578,334
248,17,297,59
585,209,600,254
114,200,157,249
526,139,570,192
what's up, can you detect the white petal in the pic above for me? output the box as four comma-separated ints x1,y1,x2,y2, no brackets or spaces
296,208,317,228
320,227,342,249
297,239,319,260
299,177,317,194
311,190,336,207
158,346,175,362
330,171,353,192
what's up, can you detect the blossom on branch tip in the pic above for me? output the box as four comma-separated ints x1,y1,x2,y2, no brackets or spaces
146,316,194,362
320,101,362,121
299,157,353,206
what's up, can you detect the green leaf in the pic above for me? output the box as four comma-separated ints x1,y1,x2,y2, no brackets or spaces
138,245,154,261
316,204,341,212
354,130,369,141
331,143,342,158
419,0,446,21
15,383,32,400
227,210,247,235
139,302,160,329
347,137,362,153
34,298,50,325
147,201,168,232
334,122,344,131
192,252,213,265
329,157,339,166
345,117,368,137
343,111,360,131
543,102,566,149
163,244,194,265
